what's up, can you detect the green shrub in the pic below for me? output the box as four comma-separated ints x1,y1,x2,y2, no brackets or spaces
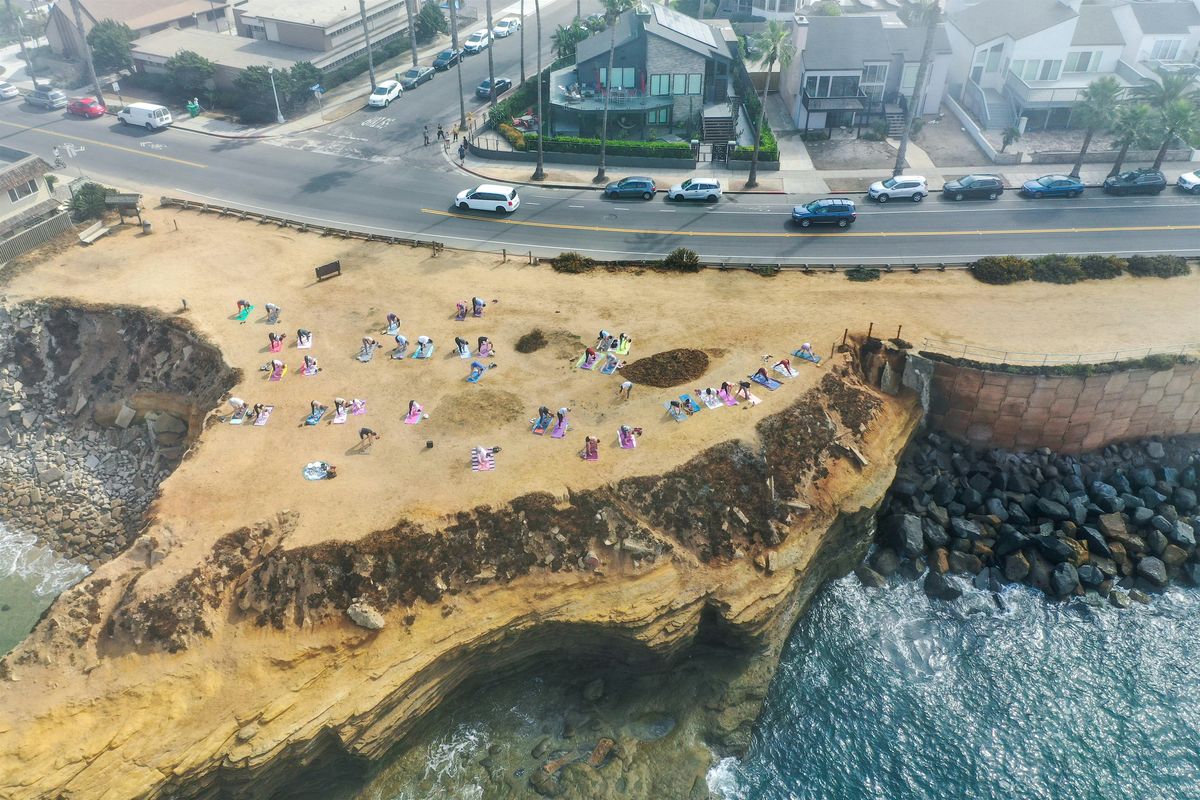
1080,255,1125,279
68,182,113,222
732,127,779,161
539,136,692,159
515,328,548,352
1031,254,1083,284
662,247,701,272
1126,254,1190,278
846,267,881,282
971,256,1033,285
551,251,595,273
860,120,889,141
498,123,526,151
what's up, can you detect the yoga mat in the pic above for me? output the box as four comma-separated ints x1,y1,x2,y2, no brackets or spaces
235,305,253,321
471,449,495,471
773,363,798,378
303,461,329,480
270,341,282,353
600,359,620,375
302,365,319,377
680,394,701,413
268,365,286,382
663,401,687,421
297,336,313,350
576,354,596,371
411,345,435,359
618,429,636,449
228,409,246,425
331,409,347,424
750,373,781,391
745,391,762,406
551,420,568,439
253,406,274,426
357,348,375,363
351,401,366,415
532,416,551,435
614,341,631,355
717,389,738,407
458,346,471,359
583,446,599,462
466,369,484,383
793,350,822,364
304,409,326,426
404,408,423,424
702,393,722,410
267,311,280,324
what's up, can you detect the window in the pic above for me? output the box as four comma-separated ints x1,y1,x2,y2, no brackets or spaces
1064,51,1096,73
647,108,669,124
7,178,36,203
861,63,887,85
1151,39,1181,61
650,74,670,95
985,44,1003,74
672,73,686,94
829,75,859,96
1038,59,1061,81
599,67,635,89
777,0,795,11
687,73,702,95
900,63,919,93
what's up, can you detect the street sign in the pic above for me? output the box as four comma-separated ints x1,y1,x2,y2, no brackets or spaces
111,81,120,92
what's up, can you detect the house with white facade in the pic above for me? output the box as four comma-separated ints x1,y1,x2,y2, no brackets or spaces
778,13,952,135
946,0,1200,130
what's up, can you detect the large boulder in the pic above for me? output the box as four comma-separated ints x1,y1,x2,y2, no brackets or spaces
1034,535,1074,564
1077,564,1104,587
994,525,1029,558
1174,487,1197,512
870,547,901,577
1097,513,1127,539
1049,563,1079,597
985,497,1009,522
1161,544,1188,567
883,514,924,557
923,570,962,602
1078,526,1112,559
346,599,386,630
1035,498,1071,522
948,551,983,574
1135,556,1168,589
922,517,949,550
1168,520,1195,550
950,517,982,540
1146,529,1169,558
1004,552,1031,582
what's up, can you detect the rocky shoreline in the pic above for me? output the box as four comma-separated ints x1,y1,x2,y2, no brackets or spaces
860,432,1200,606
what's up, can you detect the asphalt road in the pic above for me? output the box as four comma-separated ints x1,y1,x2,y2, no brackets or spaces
1,67,1199,263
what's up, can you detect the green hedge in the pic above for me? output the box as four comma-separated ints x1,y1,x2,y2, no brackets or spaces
1031,254,1083,284
1127,254,1191,278
533,136,692,158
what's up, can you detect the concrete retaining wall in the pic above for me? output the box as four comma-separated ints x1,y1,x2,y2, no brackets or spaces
942,95,1022,166
1029,149,1192,165
923,356,1200,453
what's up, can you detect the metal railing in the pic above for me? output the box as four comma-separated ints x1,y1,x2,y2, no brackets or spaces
921,337,1200,367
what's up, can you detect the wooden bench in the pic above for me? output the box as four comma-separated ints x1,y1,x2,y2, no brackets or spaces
314,260,342,281
78,220,110,245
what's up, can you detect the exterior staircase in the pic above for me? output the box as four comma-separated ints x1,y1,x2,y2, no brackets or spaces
983,88,1016,130
885,108,906,136
701,111,736,144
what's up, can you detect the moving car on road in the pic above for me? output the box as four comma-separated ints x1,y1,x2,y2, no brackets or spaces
493,17,521,36
1178,170,1200,195
117,102,172,129
792,198,857,228
476,77,512,99
24,87,67,110
666,178,722,202
604,176,657,199
1021,174,1084,198
456,184,521,213
433,48,461,70
399,66,435,90
368,79,402,107
1103,168,1166,196
0,82,19,100
463,30,493,53
868,175,926,203
942,174,1003,201
67,96,106,118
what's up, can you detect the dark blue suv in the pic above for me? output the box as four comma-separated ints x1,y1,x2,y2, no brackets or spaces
792,198,857,228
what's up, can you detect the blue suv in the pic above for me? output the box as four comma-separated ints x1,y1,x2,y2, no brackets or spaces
792,198,857,228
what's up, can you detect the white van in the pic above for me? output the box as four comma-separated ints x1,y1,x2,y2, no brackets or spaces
117,102,173,130
455,184,520,213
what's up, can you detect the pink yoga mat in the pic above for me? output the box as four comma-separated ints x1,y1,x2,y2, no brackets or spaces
551,420,568,439
404,408,422,424
618,430,636,449
718,389,738,406
253,406,274,426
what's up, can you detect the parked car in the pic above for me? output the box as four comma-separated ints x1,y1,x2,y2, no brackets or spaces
1178,170,1200,195
476,77,512,99
368,79,402,107
456,184,521,213
117,102,172,129
942,174,1004,201
666,178,722,202
1021,174,1084,198
433,48,461,70
0,82,19,100
1103,168,1166,196
791,198,857,228
493,17,521,37
604,176,656,199
24,87,67,110
399,66,434,90
868,175,926,203
463,30,493,53
67,96,106,118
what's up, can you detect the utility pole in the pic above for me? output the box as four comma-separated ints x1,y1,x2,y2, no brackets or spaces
69,0,104,105
359,0,377,90
405,0,419,67
450,0,466,130
519,0,525,84
5,0,38,89
485,0,497,105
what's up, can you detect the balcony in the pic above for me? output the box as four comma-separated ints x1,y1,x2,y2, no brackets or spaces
801,86,869,112
548,66,675,113
1003,70,1140,107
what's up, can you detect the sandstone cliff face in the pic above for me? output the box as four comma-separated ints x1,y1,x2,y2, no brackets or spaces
0,358,921,800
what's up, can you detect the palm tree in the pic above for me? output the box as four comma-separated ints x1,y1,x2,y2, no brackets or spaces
892,0,939,177
594,0,636,183
1069,76,1122,178
1151,98,1199,170
1134,68,1199,170
999,125,1020,152
1106,102,1155,177
746,21,795,188
358,0,377,90
405,0,419,67
532,0,546,180
519,0,526,84
485,0,498,105
4,0,38,89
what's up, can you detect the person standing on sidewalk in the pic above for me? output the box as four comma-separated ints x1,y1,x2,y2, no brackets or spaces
436,124,446,142
458,142,466,164
423,125,430,146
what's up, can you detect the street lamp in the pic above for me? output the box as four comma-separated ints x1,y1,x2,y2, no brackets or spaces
268,66,284,124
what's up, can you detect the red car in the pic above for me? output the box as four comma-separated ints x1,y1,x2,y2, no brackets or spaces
67,96,106,118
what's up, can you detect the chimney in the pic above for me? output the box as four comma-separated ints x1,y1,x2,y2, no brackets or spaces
792,14,809,53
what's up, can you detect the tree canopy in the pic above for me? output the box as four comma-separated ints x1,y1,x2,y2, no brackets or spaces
165,50,214,101
86,19,135,73
415,1,447,42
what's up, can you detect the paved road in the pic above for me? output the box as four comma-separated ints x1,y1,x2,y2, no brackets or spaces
1,86,1198,263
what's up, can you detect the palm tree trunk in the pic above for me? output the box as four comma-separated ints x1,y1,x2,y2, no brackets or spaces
6,0,37,90
576,0,581,20
1109,139,1131,177
69,0,105,105
519,0,526,84
1069,126,1094,178
450,0,466,130
406,0,419,67
359,0,377,90
533,0,545,180
486,0,497,105
892,1,939,177
747,59,774,189
595,22,617,183
1152,130,1173,171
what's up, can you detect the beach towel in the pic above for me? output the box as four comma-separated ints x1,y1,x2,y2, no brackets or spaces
351,399,367,415
613,340,631,356
582,442,599,461
773,363,799,378
297,335,313,350
471,447,495,471
680,394,701,413
304,408,326,426
357,345,377,363
663,401,687,422
457,343,471,359
235,305,254,322
576,353,597,371
253,406,274,426
750,373,782,391
531,415,552,435
266,308,281,324
717,389,739,407
479,343,494,358
742,391,762,407
269,340,282,353
268,364,286,382
228,407,247,425
701,392,722,410
302,364,319,377
404,406,423,424
618,428,637,449
454,305,467,322
467,367,486,383
331,407,347,424
600,357,620,376
411,345,434,360
303,461,330,480
794,349,822,365
551,419,569,439
383,322,399,336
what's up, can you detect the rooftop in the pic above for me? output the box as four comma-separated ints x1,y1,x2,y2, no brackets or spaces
1072,5,1123,47
575,4,732,65
234,0,397,29
131,27,312,70
1129,1,1200,34
77,0,228,30
948,0,1077,45
799,16,950,71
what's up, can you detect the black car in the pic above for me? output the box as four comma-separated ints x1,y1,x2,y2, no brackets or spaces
433,49,461,70
943,174,1004,201
1103,168,1166,196
604,176,656,199
399,65,435,90
791,198,857,228
476,77,512,99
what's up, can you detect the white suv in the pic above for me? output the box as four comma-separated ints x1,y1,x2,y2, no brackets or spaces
666,178,722,202
493,18,521,37
456,184,521,213
868,175,927,202
463,30,493,53
368,79,402,107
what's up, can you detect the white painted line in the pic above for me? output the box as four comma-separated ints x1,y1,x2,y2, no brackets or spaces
568,204,585,208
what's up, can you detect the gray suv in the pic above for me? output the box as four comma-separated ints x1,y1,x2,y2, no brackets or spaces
25,87,67,110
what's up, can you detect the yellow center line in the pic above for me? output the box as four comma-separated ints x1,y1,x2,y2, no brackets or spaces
0,119,208,169
421,208,1200,238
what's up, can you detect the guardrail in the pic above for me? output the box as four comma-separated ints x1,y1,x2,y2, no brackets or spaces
920,337,1200,366
158,196,445,254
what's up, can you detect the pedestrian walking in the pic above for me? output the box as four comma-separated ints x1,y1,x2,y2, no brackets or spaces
436,124,446,141
359,427,380,452
451,125,459,142
619,380,633,400
458,142,466,164
467,112,475,130
423,125,430,146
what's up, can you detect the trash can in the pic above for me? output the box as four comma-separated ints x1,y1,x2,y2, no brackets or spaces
186,100,200,118
142,221,153,234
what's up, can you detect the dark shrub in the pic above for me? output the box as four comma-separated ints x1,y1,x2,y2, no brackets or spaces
68,183,113,221
497,123,526,150
515,328,547,353
1080,255,1125,279
1127,254,1190,278
1031,254,1083,284
846,267,881,281
551,251,595,273
971,256,1033,285
662,247,701,272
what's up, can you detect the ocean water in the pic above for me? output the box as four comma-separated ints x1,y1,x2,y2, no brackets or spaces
0,521,89,655
710,575,1200,800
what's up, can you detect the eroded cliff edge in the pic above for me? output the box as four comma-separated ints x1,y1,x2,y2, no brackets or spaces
0,345,921,800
